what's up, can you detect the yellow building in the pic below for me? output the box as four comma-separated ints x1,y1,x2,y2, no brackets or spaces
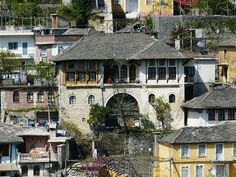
112,0,173,19
218,36,236,84
156,122,236,177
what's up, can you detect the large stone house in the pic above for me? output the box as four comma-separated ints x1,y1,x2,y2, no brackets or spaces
52,32,191,134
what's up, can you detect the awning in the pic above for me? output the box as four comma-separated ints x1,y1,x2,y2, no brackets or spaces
0,163,18,172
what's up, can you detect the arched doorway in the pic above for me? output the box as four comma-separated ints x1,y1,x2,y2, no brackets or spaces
106,93,140,129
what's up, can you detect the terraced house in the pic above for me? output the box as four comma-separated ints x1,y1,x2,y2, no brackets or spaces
157,122,236,177
52,31,191,134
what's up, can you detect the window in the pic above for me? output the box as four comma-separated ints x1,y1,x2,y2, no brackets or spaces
224,49,227,59
67,72,75,81
0,144,9,156
181,166,189,177
181,145,189,158
88,95,95,104
169,94,175,103
37,91,44,103
33,166,40,176
218,110,225,121
169,67,176,80
198,144,206,157
149,94,155,103
149,60,155,66
208,110,215,121
146,0,152,5
195,165,203,177
120,65,127,81
27,91,33,103
184,67,195,82
48,91,54,104
82,118,86,122
89,72,96,81
8,42,18,50
22,166,28,176
228,109,235,120
233,144,236,156
159,60,165,66
112,65,119,81
169,59,175,66
158,68,166,80
69,95,76,105
129,65,136,83
148,67,156,80
13,91,19,102
78,72,85,81
216,144,224,161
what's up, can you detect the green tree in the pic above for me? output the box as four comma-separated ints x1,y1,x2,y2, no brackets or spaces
0,51,22,73
57,0,94,26
151,96,171,130
88,103,112,133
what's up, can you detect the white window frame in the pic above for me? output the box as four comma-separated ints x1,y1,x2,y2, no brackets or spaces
233,143,236,156
197,144,206,157
215,143,224,161
180,145,190,158
194,164,204,177
180,165,190,177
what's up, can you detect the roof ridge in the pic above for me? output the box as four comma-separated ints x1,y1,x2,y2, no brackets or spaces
128,38,157,60
199,89,214,106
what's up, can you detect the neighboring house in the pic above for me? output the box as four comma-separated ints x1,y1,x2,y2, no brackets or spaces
0,85,59,128
0,123,24,177
218,35,236,84
156,121,236,177
112,0,173,19
52,32,191,134
181,85,236,127
183,51,217,101
17,128,70,177
34,14,87,63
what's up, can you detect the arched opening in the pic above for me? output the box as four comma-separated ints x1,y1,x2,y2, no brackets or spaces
112,65,119,82
129,65,136,83
13,91,19,102
48,90,54,104
27,91,33,103
120,65,127,82
69,95,76,105
169,94,176,103
149,94,155,103
22,166,28,176
88,95,95,104
37,90,44,102
33,166,40,176
106,93,140,128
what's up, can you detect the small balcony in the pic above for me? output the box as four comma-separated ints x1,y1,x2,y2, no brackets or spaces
18,152,57,163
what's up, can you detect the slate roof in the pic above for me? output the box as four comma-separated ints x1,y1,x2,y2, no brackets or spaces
219,34,236,47
0,123,24,143
181,85,236,109
17,128,50,137
62,28,91,36
159,121,236,144
52,32,187,61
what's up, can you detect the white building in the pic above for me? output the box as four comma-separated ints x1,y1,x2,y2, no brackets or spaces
52,32,194,134
182,85,236,127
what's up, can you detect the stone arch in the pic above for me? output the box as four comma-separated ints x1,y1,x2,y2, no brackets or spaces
105,93,140,128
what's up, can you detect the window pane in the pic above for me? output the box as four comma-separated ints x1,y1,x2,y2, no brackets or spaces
78,72,85,81
148,67,156,80
158,68,166,80
181,145,189,158
146,0,152,5
169,94,175,103
89,72,96,81
196,165,203,177
198,145,205,157
159,60,165,66
120,65,127,80
228,109,235,120
69,96,76,104
27,92,33,102
218,110,225,121
169,67,176,80
184,67,195,82
88,95,95,104
208,110,215,121
233,144,236,156
149,94,155,103
149,60,155,66
67,72,75,81
181,166,189,177
169,59,175,66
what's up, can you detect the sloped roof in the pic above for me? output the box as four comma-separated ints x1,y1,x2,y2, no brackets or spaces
0,123,24,143
159,121,236,144
52,32,187,61
17,128,50,137
219,34,236,47
181,85,236,109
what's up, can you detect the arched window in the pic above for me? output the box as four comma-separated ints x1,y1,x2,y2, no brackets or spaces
120,65,127,81
88,95,95,104
69,95,76,105
22,166,28,176
38,91,44,102
148,94,155,103
48,91,54,104
169,94,175,103
129,65,136,83
13,91,19,102
27,91,33,103
112,65,119,81
33,166,40,176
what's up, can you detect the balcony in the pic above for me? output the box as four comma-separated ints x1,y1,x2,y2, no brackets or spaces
18,152,57,163
211,153,233,163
